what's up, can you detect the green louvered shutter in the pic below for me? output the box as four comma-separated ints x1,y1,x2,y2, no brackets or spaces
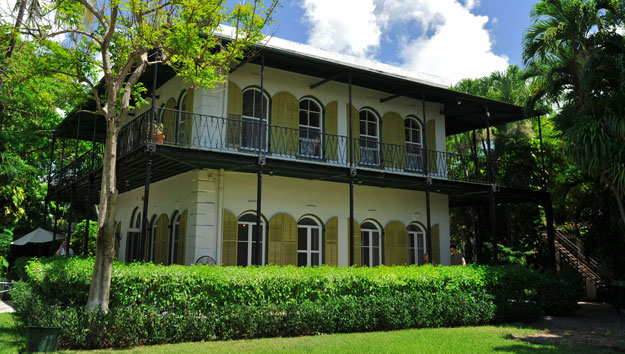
163,98,176,144
324,101,338,161
270,92,299,155
346,104,360,164
268,213,298,265
226,82,242,148
431,224,441,265
348,219,361,266
176,210,188,265
184,89,194,146
384,221,409,266
324,217,338,266
426,120,438,174
154,214,169,265
382,112,406,170
221,210,238,266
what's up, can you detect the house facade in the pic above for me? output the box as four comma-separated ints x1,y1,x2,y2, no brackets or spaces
48,37,555,268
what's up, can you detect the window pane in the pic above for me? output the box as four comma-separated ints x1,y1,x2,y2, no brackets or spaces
409,235,415,247
417,235,424,249
237,241,248,266
360,121,366,135
242,91,254,117
409,249,416,265
312,253,320,266
238,224,248,241
298,252,307,267
298,228,307,251
311,229,320,251
362,247,369,266
372,232,380,247
372,247,380,266
309,113,320,127
369,122,377,136
362,232,369,246
251,241,261,265
299,100,307,110
252,225,260,242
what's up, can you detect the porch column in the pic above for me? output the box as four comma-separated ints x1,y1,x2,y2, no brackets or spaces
44,133,56,228
141,58,159,259
348,71,355,266
485,106,498,265
53,128,67,242
421,92,432,262
537,115,556,268
255,53,265,264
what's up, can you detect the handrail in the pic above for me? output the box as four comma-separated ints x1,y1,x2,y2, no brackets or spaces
554,230,614,282
50,108,538,190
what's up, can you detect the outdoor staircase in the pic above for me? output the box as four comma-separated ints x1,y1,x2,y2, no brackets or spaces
550,230,614,292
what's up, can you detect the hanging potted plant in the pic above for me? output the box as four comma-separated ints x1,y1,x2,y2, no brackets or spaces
152,121,165,144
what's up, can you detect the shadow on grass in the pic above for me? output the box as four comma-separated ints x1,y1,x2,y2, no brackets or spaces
0,313,26,353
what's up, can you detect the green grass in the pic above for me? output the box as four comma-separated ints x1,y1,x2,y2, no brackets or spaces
0,312,616,353
0,312,25,354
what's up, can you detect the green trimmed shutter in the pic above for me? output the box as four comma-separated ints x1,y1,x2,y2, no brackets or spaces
348,219,362,266
163,98,176,144
226,82,242,148
346,104,360,164
426,120,438,173
154,214,169,265
221,210,238,266
324,101,338,161
325,217,338,266
270,92,299,155
384,221,409,266
382,112,406,169
268,213,298,265
431,224,441,265
176,210,188,265
184,89,194,145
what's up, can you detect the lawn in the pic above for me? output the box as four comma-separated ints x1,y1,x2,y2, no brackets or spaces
0,312,620,353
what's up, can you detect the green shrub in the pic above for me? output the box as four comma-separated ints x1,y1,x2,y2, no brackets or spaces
12,257,581,349
70,220,98,257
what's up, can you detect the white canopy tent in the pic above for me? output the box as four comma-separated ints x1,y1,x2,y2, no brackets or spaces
11,228,64,246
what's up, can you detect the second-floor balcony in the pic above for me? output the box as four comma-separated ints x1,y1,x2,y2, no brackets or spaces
50,108,540,193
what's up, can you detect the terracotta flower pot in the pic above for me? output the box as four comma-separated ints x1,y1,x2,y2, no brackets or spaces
152,134,165,144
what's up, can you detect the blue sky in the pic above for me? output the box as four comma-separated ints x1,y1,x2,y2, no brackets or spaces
260,0,541,84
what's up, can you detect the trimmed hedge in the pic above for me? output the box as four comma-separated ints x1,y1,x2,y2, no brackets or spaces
11,257,581,349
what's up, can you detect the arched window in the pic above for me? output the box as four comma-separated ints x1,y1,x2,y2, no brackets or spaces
126,208,143,262
237,213,266,266
241,88,269,150
170,212,181,265
299,98,322,158
405,116,423,171
177,91,188,144
361,221,382,267
408,223,426,265
297,217,322,266
359,109,380,166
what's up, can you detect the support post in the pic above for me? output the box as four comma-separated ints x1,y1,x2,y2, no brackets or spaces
255,53,265,265
348,72,355,266
422,92,433,263
53,131,67,242
44,133,56,228
141,59,158,261
485,107,498,265
537,116,556,268
67,115,81,250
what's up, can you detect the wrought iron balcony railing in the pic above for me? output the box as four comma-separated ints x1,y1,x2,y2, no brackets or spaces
50,108,528,189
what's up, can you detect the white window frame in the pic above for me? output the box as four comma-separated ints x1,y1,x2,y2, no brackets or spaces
170,212,181,265
149,215,157,262
237,213,266,266
408,224,426,265
177,91,188,144
359,109,380,165
361,221,382,267
241,88,269,151
297,217,322,266
298,98,323,158
126,209,142,262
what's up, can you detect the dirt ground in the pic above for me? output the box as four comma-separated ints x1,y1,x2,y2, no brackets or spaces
512,302,625,351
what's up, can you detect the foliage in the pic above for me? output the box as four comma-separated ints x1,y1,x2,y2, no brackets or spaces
71,219,98,257
16,257,578,338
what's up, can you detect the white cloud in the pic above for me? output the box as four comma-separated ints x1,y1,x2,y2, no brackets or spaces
300,0,509,83
300,0,381,58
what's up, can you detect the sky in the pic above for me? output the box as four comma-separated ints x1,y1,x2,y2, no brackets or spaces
263,0,541,84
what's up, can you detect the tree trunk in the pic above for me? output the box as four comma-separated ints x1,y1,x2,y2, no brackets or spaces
0,0,28,95
86,122,118,312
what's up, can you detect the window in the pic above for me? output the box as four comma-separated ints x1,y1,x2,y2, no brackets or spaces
297,217,322,266
408,224,426,265
126,208,143,262
237,213,265,266
170,212,181,265
359,109,379,166
405,116,423,171
299,99,322,158
177,91,187,144
361,221,382,267
241,88,268,150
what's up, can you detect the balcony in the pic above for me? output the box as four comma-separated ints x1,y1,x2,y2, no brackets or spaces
49,108,541,199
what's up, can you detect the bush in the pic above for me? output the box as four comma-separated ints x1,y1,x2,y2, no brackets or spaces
71,220,98,257
12,257,582,349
